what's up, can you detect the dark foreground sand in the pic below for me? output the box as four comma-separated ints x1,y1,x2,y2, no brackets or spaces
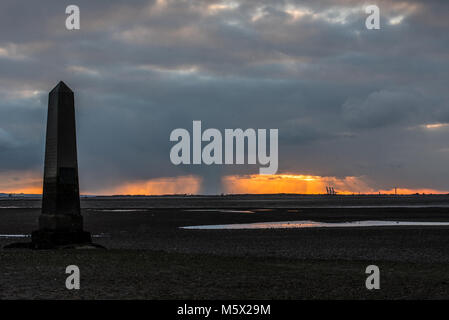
1,195,449,299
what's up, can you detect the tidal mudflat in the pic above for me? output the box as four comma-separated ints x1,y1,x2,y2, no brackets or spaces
1,194,449,299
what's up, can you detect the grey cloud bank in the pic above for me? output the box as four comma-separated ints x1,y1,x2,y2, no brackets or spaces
0,0,448,193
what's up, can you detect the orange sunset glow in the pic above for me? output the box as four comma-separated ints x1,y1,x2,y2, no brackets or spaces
223,174,448,195
223,174,368,194
87,174,449,196
0,170,42,194
93,175,202,195
1,171,447,196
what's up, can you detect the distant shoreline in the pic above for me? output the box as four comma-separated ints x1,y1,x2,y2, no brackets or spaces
2,193,449,209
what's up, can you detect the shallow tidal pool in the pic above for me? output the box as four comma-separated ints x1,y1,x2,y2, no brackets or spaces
181,220,449,230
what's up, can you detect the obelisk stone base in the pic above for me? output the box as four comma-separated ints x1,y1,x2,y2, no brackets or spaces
31,229,92,249
38,213,83,230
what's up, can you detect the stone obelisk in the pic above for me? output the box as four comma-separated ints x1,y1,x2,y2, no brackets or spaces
31,81,91,248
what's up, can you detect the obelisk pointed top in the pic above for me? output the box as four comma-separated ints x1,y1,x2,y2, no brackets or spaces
50,81,73,94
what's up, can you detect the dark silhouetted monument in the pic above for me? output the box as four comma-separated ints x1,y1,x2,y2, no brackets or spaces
31,81,92,248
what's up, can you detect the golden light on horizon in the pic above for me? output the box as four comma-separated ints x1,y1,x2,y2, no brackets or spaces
222,174,448,195
223,174,366,194
0,170,42,195
93,175,202,196
1,171,447,196
377,187,448,195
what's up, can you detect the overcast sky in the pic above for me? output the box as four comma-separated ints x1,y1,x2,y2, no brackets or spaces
0,0,448,194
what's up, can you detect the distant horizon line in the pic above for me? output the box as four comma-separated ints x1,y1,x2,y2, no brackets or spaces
1,192,449,197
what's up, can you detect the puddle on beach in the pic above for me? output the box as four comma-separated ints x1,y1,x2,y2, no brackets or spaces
183,209,255,213
0,206,36,209
0,233,109,238
181,220,449,230
88,209,148,212
0,234,30,238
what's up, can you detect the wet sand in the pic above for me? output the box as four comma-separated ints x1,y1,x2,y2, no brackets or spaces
1,195,449,299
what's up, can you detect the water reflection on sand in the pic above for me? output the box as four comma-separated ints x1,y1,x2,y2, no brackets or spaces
183,209,255,213
0,233,109,238
181,220,449,230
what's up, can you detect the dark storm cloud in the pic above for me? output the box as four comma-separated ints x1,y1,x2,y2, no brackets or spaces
0,0,448,193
